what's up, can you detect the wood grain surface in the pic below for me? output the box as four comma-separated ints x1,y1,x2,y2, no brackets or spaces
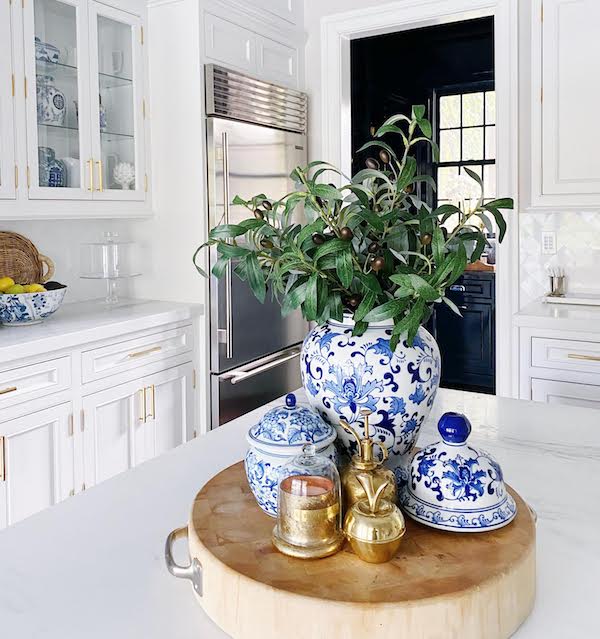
187,462,536,639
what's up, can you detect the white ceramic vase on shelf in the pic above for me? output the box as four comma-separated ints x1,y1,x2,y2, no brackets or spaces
113,162,135,189
301,316,441,486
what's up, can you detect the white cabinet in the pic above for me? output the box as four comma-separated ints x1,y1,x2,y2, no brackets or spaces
531,378,600,409
82,362,193,487
0,403,74,528
0,0,16,200
256,36,297,86
530,0,600,208
246,0,302,26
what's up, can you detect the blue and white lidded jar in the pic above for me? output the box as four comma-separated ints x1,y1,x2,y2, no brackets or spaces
36,75,66,126
400,412,517,532
245,393,338,517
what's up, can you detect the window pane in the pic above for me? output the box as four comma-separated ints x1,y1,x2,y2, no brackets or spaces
459,166,483,205
485,91,496,125
484,165,496,200
439,94,460,128
437,166,460,202
439,129,460,162
462,92,484,126
462,127,484,160
485,125,496,160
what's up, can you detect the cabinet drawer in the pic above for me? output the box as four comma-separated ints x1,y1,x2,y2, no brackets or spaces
531,337,600,375
0,357,71,412
204,13,256,73
82,326,193,384
531,378,600,409
257,36,297,86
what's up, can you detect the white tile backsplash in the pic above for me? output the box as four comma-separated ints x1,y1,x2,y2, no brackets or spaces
520,211,600,307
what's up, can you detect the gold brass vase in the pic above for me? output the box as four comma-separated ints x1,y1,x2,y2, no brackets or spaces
344,474,406,564
340,410,396,513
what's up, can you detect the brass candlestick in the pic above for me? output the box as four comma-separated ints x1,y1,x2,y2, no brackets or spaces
340,410,396,513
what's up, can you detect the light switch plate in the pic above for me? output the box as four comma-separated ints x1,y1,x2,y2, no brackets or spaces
541,231,557,255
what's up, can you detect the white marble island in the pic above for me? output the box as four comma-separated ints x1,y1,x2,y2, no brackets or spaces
0,389,598,638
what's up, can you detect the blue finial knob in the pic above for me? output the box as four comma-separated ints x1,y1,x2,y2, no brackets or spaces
438,412,471,444
285,393,296,408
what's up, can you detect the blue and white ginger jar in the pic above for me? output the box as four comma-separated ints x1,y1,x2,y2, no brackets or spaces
400,412,517,532
36,75,66,126
245,393,337,517
301,317,441,486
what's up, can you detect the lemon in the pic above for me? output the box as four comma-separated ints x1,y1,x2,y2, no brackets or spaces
0,277,15,292
6,284,25,294
24,283,46,293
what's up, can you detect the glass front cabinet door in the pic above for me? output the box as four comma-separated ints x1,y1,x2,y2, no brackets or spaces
23,0,146,201
0,0,16,199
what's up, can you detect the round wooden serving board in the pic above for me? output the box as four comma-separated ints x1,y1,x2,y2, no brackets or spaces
187,462,536,639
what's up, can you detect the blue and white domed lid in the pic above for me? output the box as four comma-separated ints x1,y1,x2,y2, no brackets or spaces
400,412,517,532
247,393,335,452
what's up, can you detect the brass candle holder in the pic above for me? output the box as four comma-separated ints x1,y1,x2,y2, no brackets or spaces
272,444,344,559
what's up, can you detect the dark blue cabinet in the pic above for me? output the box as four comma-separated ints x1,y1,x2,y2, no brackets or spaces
428,272,495,394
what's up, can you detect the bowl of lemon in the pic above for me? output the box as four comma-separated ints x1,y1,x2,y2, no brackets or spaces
0,277,67,326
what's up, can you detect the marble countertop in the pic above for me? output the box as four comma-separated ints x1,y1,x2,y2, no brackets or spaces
0,298,202,363
514,298,600,332
0,388,598,638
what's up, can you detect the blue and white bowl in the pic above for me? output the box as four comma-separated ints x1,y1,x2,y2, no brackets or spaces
0,286,67,326
400,412,516,532
245,393,337,517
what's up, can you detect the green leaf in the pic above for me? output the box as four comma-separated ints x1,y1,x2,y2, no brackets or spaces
217,243,251,258
351,320,368,337
430,140,440,163
335,249,354,289
211,256,229,278
354,291,376,322
442,296,463,317
364,299,408,323
417,117,432,138
192,245,208,277
484,198,514,210
463,166,483,188
356,272,382,294
296,218,325,246
232,195,247,206
355,208,384,231
432,226,445,266
412,105,426,120
316,277,329,320
329,291,343,322
397,157,417,190
483,205,508,242
281,280,308,316
407,274,440,302
312,183,344,201
356,140,398,161
244,253,266,303
209,224,248,240
379,113,411,128
303,273,319,321
352,168,393,187
313,238,349,262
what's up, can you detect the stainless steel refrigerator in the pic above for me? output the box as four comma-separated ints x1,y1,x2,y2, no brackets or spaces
205,64,309,428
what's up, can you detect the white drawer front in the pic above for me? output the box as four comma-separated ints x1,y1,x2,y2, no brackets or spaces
257,36,297,86
0,357,71,412
531,337,600,375
531,378,600,409
205,13,256,73
82,326,193,384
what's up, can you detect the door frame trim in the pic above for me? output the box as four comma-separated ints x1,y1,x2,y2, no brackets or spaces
319,0,520,398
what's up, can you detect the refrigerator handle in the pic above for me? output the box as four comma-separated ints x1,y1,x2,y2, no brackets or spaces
222,131,233,359
221,349,301,385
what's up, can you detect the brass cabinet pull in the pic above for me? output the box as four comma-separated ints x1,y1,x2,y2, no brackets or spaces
567,353,600,362
139,388,146,423
96,160,103,191
0,386,17,396
147,384,155,420
87,159,94,191
127,345,162,359
0,436,5,482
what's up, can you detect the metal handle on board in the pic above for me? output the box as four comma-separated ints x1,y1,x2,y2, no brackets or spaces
127,345,162,359
567,353,600,362
164,526,203,596
96,160,103,192
222,131,233,359
87,159,94,191
222,349,301,385
449,284,466,292
139,388,146,423
0,386,17,396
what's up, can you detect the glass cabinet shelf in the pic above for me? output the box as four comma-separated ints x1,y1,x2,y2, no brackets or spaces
99,71,133,89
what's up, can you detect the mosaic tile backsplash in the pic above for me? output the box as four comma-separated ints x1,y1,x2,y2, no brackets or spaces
520,211,600,308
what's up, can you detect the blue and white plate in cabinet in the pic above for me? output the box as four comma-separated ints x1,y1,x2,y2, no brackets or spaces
244,393,337,517
400,412,517,532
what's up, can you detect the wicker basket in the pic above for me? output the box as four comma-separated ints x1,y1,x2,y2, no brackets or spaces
0,231,55,284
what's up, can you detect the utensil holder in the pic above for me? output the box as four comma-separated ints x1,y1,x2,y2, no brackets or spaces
548,275,566,297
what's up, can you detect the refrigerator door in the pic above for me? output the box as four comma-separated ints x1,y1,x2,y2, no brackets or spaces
211,346,302,426
207,116,308,374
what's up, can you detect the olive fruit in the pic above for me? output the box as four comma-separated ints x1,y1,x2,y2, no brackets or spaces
262,200,272,211
312,233,326,245
260,239,274,249
365,157,379,170
253,208,264,219
371,256,385,272
368,241,379,253
379,149,390,164
315,196,325,208
404,184,414,194
340,227,353,241
347,294,361,309
421,233,432,246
